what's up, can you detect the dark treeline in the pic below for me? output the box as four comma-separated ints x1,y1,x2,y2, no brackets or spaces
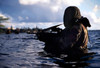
0,26,42,34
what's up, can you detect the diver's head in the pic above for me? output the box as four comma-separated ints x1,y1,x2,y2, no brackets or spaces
64,6,81,29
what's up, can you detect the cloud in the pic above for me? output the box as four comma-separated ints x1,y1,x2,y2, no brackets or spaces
89,12,100,23
50,5,60,12
19,0,83,12
26,16,29,20
18,16,24,21
2,22,64,29
0,13,13,23
93,5,98,12
0,13,8,18
19,0,83,6
63,0,83,6
19,0,50,5
18,16,29,21
19,0,61,12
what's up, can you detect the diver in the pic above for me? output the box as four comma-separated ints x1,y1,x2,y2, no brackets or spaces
39,6,91,58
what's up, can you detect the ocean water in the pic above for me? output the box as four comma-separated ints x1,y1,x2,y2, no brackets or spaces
0,30,100,68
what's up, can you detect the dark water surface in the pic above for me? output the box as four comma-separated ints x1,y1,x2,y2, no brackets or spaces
0,30,100,68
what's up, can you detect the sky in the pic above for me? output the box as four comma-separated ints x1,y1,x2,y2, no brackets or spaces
0,0,100,30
